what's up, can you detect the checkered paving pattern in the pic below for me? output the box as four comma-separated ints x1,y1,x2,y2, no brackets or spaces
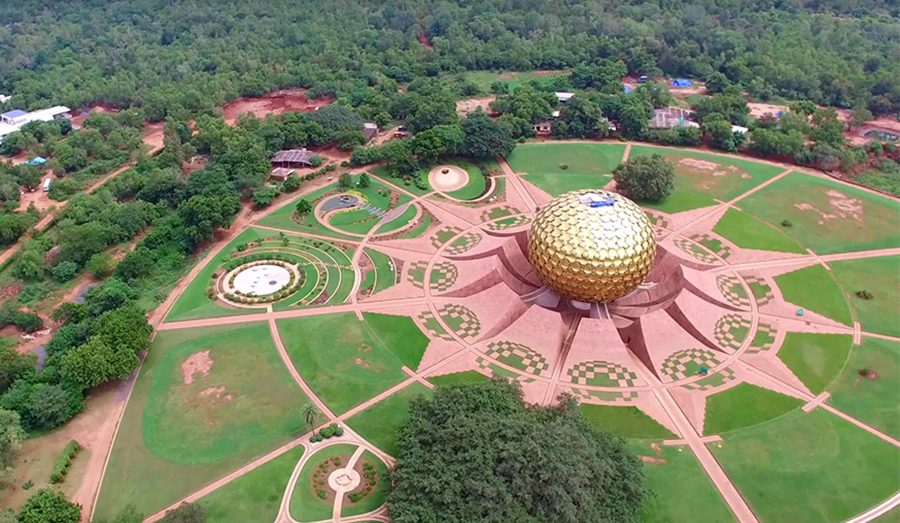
407,261,458,292
483,340,550,376
646,212,670,230
742,274,775,306
682,366,736,391
475,357,536,383
673,238,719,264
746,321,777,354
480,206,520,222
716,274,751,309
416,310,454,341
714,314,752,351
430,226,462,249
570,388,638,403
445,232,483,255
660,348,722,382
437,303,482,339
567,360,638,387
690,233,732,260
486,215,531,231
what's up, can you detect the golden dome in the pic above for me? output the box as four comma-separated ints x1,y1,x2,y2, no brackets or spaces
527,190,656,302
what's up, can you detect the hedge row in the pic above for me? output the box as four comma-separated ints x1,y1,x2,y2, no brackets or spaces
50,440,81,484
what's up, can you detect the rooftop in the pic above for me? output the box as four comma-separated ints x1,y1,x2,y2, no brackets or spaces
272,148,316,165
2,109,27,119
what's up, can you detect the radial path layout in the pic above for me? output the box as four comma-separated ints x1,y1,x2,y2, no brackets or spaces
94,144,900,523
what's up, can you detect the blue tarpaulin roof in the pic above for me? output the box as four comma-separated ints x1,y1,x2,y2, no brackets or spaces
623,85,633,94
671,78,693,88
27,156,47,166
2,109,27,118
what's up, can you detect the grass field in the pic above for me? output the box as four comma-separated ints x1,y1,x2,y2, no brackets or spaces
462,69,570,91
95,323,315,519
629,145,784,201
712,209,805,253
712,409,900,523
290,444,356,522
777,333,853,394
579,404,676,439
341,450,390,517
829,256,900,337
327,177,412,235
633,442,735,523
200,446,304,523
827,338,899,439
347,382,432,457
277,313,428,414
703,383,802,435
427,370,491,386
738,171,900,254
507,142,625,196
256,184,358,240
774,264,852,326
165,228,268,322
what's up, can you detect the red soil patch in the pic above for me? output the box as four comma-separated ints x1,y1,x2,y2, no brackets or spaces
748,102,789,119
638,442,668,465
181,350,213,384
222,89,333,126
417,33,433,49
71,104,119,128
199,385,233,402
0,284,22,299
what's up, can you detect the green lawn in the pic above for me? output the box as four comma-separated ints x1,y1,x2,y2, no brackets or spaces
94,323,316,519
738,171,900,254
370,165,432,196
777,333,853,394
443,160,488,200
712,409,900,523
200,446,304,523
327,177,412,235
375,204,417,235
277,313,428,414
347,382,432,457
462,69,570,91
774,264,852,326
827,338,899,439
629,145,783,201
633,442,735,523
341,451,390,517
638,188,717,214
290,444,357,522
829,256,900,337
360,249,395,294
580,405,676,440
703,383,803,435
257,184,359,240
713,209,805,253
427,370,491,386
165,228,268,322
508,142,625,196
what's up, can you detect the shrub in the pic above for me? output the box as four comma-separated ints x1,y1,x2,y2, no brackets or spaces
50,440,81,484
281,174,301,192
559,163,568,170
856,290,873,300
780,219,793,227
52,261,80,283
317,490,327,499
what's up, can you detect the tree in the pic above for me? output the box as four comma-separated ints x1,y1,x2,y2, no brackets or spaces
612,154,675,202
389,380,645,523
159,502,206,523
51,262,79,284
281,174,301,192
303,404,320,432
295,199,312,215
850,106,874,129
357,173,371,188
18,489,81,523
0,408,24,470
178,193,241,248
0,213,32,246
460,111,514,160
0,347,35,394
701,115,738,151
1,382,82,432
810,108,845,147
412,124,464,163
553,97,609,139
251,186,279,208
381,139,418,176
60,338,117,391
338,173,352,188
85,252,115,279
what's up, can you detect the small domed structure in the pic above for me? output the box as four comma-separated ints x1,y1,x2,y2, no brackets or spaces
527,190,656,302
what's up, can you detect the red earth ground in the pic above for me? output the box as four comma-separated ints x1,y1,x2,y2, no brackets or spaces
221,89,333,126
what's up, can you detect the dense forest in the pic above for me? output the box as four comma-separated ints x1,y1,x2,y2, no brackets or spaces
0,0,898,118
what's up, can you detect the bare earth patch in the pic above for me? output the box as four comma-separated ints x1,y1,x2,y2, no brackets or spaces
181,350,213,384
679,158,719,171
794,190,864,225
199,386,233,402
639,442,669,465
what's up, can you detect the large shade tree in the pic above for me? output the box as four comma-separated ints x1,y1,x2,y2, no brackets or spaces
388,379,645,523
612,154,675,203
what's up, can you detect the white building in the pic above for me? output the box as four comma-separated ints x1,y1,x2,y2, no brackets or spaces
555,92,575,103
0,105,71,144
0,94,10,104
731,125,749,135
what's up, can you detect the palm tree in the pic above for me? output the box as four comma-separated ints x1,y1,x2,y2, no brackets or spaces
303,404,320,433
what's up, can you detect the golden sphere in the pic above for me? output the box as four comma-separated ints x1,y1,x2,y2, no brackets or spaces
527,190,656,302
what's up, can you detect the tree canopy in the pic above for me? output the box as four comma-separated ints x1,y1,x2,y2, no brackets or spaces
388,379,645,523
612,154,675,203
